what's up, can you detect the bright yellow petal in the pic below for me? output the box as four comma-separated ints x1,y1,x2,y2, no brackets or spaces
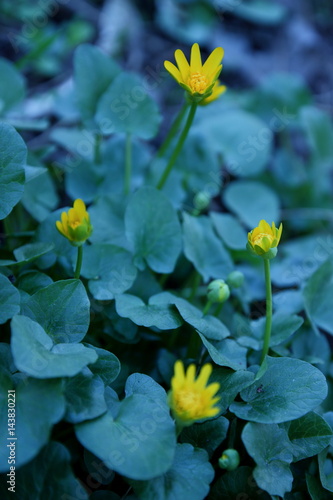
74,199,86,219
205,382,220,397
277,223,283,244
61,211,68,226
190,43,202,73
259,220,272,234
56,220,65,236
196,363,212,388
205,407,220,417
174,360,185,382
164,61,182,84
175,49,190,82
202,47,224,76
68,207,78,224
186,364,196,384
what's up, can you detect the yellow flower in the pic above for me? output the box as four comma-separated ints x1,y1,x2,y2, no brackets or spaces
56,199,92,246
247,219,282,258
164,43,224,102
199,80,227,105
168,360,220,426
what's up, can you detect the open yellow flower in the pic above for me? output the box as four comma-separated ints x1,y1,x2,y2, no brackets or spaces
164,43,224,102
200,80,227,105
168,360,220,427
247,219,282,258
56,199,92,246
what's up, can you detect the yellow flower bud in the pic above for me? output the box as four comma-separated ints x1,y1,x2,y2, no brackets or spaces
56,199,93,246
247,219,282,259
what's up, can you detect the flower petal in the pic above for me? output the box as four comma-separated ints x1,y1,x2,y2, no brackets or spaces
74,199,86,219
175,49,190,82
190,43,202,73
196,363,212,388
56,220,65,236
202,47,224,75
164,60,182,84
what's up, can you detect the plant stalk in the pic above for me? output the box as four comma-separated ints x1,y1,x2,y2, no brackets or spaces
74,245,83,280
156,102,197,190
261,258,272,363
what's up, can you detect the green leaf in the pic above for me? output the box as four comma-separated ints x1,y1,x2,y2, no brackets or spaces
115,293,183,330
74,44,120,125
0,122,26,220
283,412,333,462
75,393,176,480
34,208,75,270
174,132,220,194
182,213,233,282
299,106,333,170
215,0,287,25
237,313,304,350
242,422,293,497
210,466,271,500
194,109,272,176
223,180,280,228
318,447,333,492
80,244,137,301
180,416,229,458
4,441,88,499
125,373,168,404
304,257,333,335
14,242,54,264
0,58,25,114
96,72,161,139
0,274,20,324
85,344,121,385
211,212,247,250
307,474,333,500
230,356,328,423
21,170,59,222
64,369,107,424
199,334,247,371
11,315,97,379
0,377,65,471
125,186,182,273
210,367,255,413
129,443,214,500
21,279,90,343
16,270,53,295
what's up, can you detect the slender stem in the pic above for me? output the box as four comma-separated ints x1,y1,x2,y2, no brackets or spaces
203,299,213,316
261,259,272,363
214,302,224,317
156,102,197,190
189,271,201,301
124,132,132,195
156,102,189,158
94,133,102,165
74,245,83,280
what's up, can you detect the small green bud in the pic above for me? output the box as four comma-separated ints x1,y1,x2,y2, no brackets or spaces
207,279,230,304
226,270,244,288
218,449,240,471
194,191,211,211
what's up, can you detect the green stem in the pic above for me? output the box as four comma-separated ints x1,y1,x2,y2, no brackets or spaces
260,258,272,364
156,102,189,158
203,299,214,316
74,245,83,280
214,302,224,317
124,132,132,195
94,133,102,165
189,271,201,301
156,102,197,190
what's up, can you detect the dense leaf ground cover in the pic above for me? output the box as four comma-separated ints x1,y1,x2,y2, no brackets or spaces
0,1,333,499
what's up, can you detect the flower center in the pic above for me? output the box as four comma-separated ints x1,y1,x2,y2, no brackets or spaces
69,220,81,229
175,389,204,417
188,72,208,93
252,232,274,247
